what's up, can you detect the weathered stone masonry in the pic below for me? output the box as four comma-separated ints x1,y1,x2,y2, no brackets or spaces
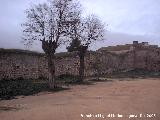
0,41,160,80
0,49,80,80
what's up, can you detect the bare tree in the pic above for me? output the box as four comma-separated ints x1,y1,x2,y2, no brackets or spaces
67,15,105,82
22,0,81,88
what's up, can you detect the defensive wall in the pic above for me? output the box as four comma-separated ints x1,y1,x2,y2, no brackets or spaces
0,41,160,80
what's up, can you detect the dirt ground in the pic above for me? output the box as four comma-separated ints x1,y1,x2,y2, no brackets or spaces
0,78,160,120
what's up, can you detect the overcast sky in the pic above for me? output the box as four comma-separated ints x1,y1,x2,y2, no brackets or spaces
0,0,160,52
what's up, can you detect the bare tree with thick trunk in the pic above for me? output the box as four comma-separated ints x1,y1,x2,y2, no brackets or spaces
22,0,81,88
67,15,106,82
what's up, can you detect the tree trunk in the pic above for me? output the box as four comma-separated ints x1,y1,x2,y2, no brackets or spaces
47,54,56,88
42,40,57,88
78,45,88,82
79,53,85,82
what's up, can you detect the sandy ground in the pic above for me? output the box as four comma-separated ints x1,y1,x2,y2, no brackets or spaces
0,78,160,120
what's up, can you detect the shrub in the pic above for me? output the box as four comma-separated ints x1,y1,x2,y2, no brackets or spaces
0,78,49,100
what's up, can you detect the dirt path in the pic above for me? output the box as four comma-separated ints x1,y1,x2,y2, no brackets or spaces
0,78,160,120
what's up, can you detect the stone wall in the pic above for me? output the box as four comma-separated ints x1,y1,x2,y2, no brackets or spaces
0,42,160,80
0,49,80,80
133,46,160,71
0,49,45,80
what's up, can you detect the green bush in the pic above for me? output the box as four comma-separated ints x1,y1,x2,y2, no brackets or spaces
0,78,49,100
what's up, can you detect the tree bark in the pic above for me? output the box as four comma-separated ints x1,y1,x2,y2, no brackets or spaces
47,54,56,88
78,45,88,82
42,40,57,88
79,53,85,82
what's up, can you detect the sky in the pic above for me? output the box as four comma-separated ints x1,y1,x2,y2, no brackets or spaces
0,0,160,52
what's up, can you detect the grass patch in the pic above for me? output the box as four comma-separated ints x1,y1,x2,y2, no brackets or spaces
56,74,96,85
0,78,49,100
107,69,160,79
0,75,77,100
0,74,103,100
56,74,80,84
